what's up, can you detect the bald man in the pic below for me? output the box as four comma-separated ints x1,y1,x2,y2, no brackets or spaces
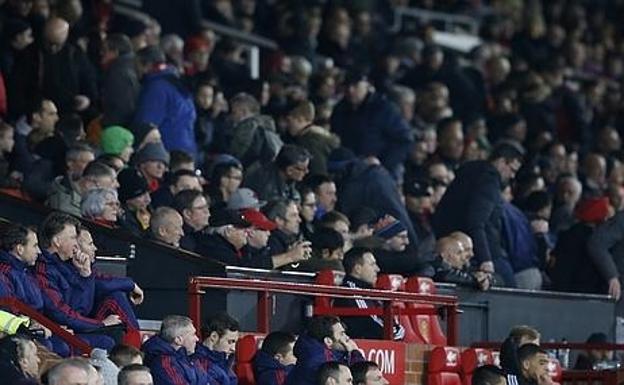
433,236,493,290
450,231,474,263
44,17,70,53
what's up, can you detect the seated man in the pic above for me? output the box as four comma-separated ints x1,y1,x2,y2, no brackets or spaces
297,227,344,272
148,207,184,247
192,312,239,385
35,212,123,351
472,365,507,385
264,200,304,255
117,168,152,236
500,325,541,377
432,236,493,290
111,344,145,368
175,189,211,252
286,316,363,385
118,364,154,385
515,344,549,385
350,361,389,385
317,361,353,385
0,334,40,384
253,331,297,385
334,247,405,341
151,169,202,209
142,315,205,385
0,224,69,356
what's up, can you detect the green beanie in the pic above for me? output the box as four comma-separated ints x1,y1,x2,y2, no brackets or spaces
101,125,135,155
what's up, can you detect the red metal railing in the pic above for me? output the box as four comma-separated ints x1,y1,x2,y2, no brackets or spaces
0,297,92,354
188,276,460,344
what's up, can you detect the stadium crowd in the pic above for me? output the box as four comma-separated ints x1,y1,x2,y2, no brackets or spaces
1,0,624,383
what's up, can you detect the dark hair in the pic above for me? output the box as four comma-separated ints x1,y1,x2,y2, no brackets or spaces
38,212,80,249
0,224,32,252
342,247,371,275
521,191,552,214
317,211,350,229
82,161,116,179
0,334,34,376
96,154,124,171
106,33,133,56
436,117,461,136
66,142,95,162
118,364,151,385
305,174,334,193
110,344,144,368
202,312,240,338
317,361,347,385
307,316,342,343
263,199,294,221
472,365,507,385
517,343,546,364
312,227,344,256
489,141,525,162
173,189,205,213
509,325,540,342
275,145,311,170
351,361,379,385
171,169,198,187
169,150,194,172
55,113,84,144
210,162,242,186
260,331,296,357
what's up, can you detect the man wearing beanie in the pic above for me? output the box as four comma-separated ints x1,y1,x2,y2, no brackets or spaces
133,141,170,192
117,168,152,236
100,125,135,165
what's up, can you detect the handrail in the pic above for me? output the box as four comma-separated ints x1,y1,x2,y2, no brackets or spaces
0,297,92,354
391,6,480,35
188,276,459,344
473,341,624,351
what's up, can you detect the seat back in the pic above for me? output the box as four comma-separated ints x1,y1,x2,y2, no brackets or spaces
428,346,463,385
547,357,563,383
235,334,264,385
461,348,494,385
405,277,447,345
314,270,344,308
491,351,501,367
375,274,422,343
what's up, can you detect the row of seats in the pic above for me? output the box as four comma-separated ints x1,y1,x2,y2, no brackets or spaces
429,346,563,385
315,271,448,345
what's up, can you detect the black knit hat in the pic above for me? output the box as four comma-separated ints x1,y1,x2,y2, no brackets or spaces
118,168,149,202
210,209,251,228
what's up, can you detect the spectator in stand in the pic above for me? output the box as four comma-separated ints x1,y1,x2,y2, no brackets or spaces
226,187,265,212
244,144,311,203
151,169,202,209
99,125,135,168
433,117,465,171
133,45,197,159
253,331,297,385
47,358,96,385
175,189,211,252
306,174,338,220
317,211,352,252
142,315,206,385
284,101,339,175
148,207,184,247
134,142,170,193
0,334,39,385
111,344,145,368
208,160,244,210
317,362,354,385
500,325,541,377
100,33,140,128
0,224,70,356
433,142,524,287
574,332,615,370
471,365,507,385
47,160,118,217
351,361,389,385
286,316,363,385
404,179,436,257
432,236,493,290
117,168,152,236
550,175,582,235
297,227,344,272
35,212,121,351
335,247,405,340
118,364,154,385
0,121,18,188
581,153,607,198
515,344,549,385
80,188,121,226
192,312,239,385
331,70,412,180
187,208,249,264
264,200,304,256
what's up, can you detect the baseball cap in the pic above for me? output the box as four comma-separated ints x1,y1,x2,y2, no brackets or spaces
210,209,251,228
241,209,277,231
227,188,266,210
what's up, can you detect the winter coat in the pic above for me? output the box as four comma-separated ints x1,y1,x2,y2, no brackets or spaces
253,350,293,385
192,344,237,385
142,335,207,385
101,53,140,127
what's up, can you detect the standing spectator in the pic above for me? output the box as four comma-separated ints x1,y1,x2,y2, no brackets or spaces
192,313,239,385
142,315,206,385
331,71,411,180
133,45,197,159
432,143,524,286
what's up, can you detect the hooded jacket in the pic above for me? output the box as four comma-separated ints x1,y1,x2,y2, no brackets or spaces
286,334,363,385
192,344,237,385
143,335,206,385
253,350,293,385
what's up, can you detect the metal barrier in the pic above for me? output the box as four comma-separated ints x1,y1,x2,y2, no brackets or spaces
188,276,460,344
391,6,480,35
0,297,92,354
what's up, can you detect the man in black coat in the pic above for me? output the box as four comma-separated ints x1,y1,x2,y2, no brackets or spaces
432,142,523,287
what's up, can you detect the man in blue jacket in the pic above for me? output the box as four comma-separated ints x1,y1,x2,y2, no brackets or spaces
0,224,69,356
286,316,364,385
34,212,122,351
142,314,206,385
253,331,297,385
133,45,197,159
192,312,239,385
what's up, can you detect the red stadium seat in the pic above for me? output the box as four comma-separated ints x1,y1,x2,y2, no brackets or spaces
429,346,463,385
405,277,447,345
375,274,422,343
461,348,494,385
547,357,563,384
236,334,265,385
314,270,344,308
491,351,501,367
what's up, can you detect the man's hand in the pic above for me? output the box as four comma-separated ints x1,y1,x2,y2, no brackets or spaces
130,284,144,305
340,336,359,352
479,261,495,274
609,277,621,301
288,241,312,263
102,314,122,326
473,271,491,291
30,321,52,338
72,251,92,277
